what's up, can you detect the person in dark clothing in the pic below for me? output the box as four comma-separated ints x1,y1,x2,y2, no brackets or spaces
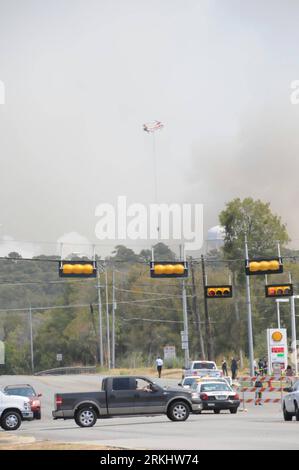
231,357,238,380
222,358,228,376
258,358,264,375
254,376,263,406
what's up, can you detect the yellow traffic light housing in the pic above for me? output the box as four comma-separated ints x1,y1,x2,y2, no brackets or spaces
265,283,293,298
150,261,188,278
245,257,283,275
205,285,233,299
59,261,97,278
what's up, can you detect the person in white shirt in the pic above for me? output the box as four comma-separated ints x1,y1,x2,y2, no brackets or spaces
156,356,163,378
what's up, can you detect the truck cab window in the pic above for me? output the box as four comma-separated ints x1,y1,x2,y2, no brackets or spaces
112,378,132,391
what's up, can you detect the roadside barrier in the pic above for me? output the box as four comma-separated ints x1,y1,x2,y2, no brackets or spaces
35,366,97,376
236,375,284,410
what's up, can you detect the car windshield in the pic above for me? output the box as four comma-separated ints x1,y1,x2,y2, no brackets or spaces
193,362,216,370
201,383,231,392
183,378,196,386
5,387,35,397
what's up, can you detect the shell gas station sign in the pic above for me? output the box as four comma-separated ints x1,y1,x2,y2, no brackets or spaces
267,328,288,374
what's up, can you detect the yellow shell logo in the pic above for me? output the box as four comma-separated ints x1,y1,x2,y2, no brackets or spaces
272,331,283,342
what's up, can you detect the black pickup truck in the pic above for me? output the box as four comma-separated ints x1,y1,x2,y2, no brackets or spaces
52,376,202,427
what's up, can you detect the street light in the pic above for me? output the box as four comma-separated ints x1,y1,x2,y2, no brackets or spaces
275,298,289,329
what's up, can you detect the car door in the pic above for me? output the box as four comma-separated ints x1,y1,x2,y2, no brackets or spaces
285,382,299,413
107,377,136,415
0,391,4,416
133,379,166,414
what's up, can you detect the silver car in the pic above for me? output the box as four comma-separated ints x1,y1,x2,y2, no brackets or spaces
283,381,299,421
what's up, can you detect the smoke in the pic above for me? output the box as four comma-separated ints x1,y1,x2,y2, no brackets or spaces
188,97,299,244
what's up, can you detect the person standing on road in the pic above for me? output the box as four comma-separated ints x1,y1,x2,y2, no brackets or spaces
231,357,238,380
258,358,264,375
254,375,263,406
156,356,163,378
222,358,228,376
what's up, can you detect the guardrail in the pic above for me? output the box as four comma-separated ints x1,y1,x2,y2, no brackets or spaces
34,366,97,376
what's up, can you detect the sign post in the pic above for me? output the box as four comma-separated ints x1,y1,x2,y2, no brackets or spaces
267,328,288,375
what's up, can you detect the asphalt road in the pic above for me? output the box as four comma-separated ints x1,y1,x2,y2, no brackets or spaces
1,374,298,450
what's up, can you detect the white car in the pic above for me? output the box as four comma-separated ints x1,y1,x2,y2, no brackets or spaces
179,376,199,389
183,361,222,378
0,390,33,430
191,381,240,414
283,381,299,421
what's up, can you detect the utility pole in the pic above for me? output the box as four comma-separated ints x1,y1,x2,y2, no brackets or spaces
28,305,34,374
182,280,190,368
105,266,111,369
190,260,205,359
96,267,104,366
201,255,213,360
244,234,254,377
112,269,116,369
290,296,298,375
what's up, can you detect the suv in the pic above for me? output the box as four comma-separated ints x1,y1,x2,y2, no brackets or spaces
4,384,42,420
0,390,33,430
283,381,299,421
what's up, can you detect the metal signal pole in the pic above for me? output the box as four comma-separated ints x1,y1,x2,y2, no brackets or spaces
244,234,254,377
112,269,116,369
182,280,190,368
28,305,34,374
105,266,111,369
96,268,104,366
201,255,213,360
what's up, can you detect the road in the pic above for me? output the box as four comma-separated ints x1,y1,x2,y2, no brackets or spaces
1,374,298,450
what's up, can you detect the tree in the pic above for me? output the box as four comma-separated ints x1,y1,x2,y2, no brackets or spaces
219,197,290,363
110,245,139,262
219,198,289,262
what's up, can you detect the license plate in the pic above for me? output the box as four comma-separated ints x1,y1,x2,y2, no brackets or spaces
216,396,227,400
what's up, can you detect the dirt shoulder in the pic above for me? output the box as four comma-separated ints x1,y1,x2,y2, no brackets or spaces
0,435,122,450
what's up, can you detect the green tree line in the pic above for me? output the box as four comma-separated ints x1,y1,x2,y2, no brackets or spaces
0,198,298,373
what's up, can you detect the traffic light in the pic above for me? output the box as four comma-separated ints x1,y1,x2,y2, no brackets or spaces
150,261,188,278
205,285,233,298
265,283,293,298
245,257,283,275
59,261,97,278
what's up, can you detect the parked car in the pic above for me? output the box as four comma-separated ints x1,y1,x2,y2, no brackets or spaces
0,390,33,430
191,381,240,414
52,376,202,427
183,361,222,379
4,384,42,420
283,381,299,421
178,376,199,389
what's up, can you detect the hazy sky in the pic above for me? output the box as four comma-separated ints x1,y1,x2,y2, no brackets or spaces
1,0,299,255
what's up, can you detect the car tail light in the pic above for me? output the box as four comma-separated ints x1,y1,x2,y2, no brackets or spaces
233,393,239,400
200,393,209,401
56,395,63,407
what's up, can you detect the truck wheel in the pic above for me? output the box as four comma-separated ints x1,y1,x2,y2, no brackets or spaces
0,410,22,431
167,401,190,422
214,409,221,414
230,408,238,414
75,407,97,428
295,402,299,422
283,404,293,421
